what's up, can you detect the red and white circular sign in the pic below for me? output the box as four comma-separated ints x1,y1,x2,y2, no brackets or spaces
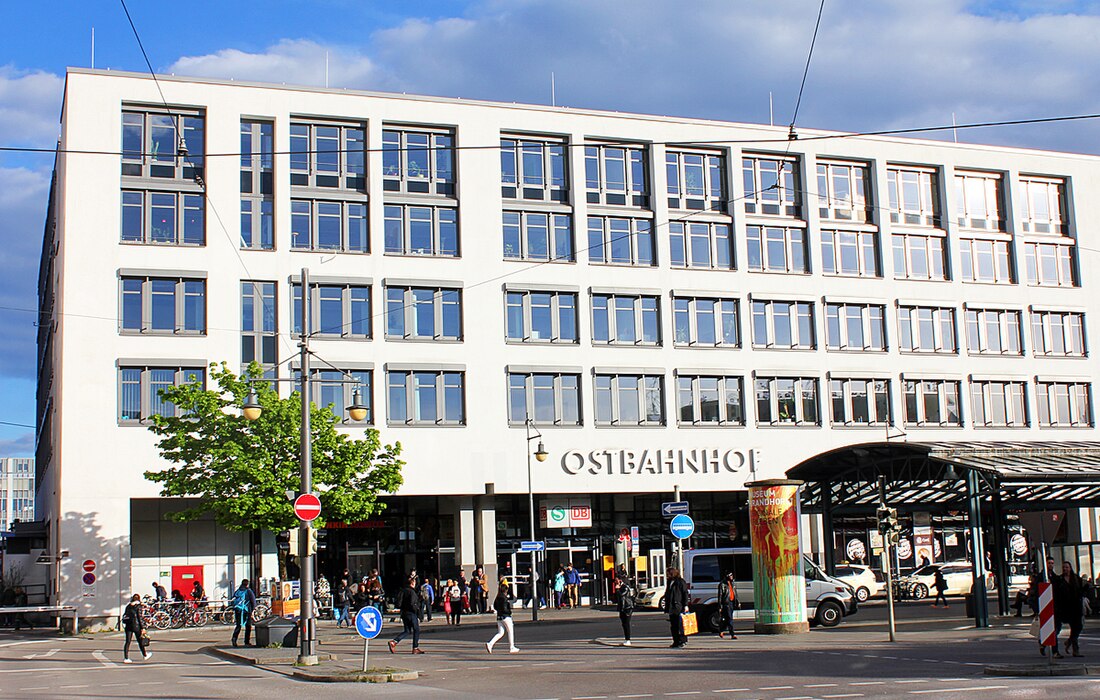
293,494,322,522
82,559,96,573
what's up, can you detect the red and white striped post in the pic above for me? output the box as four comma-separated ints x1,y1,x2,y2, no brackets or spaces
1037,582,1056,659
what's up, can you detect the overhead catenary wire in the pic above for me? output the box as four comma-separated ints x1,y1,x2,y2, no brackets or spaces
788,0,828,140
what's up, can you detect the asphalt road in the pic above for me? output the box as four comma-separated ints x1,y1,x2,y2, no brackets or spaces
1,601,1098,699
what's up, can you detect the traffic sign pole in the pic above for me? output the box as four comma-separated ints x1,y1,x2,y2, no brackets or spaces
674,485,683,573
355,606,383,672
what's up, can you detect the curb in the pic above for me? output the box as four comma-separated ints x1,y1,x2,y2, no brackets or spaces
205,645,337,665
985,663,1089,677
289,669,418,683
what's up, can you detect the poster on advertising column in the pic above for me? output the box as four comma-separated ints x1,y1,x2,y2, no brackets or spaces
913,512,934,565
747,479,808,634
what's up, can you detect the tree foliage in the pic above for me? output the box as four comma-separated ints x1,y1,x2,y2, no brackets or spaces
144,362,404,532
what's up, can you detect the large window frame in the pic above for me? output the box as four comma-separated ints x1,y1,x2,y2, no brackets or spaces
964,308,1023,356
382,127,455,197
241,281,277,374
1036,381,1092,428
672,296,739,348
591,293,661,346
594,373,665,426
384,204,459,257
825,302,886,352
241,120,274,251
816,160,872,223
501,135,568,202
754,376,819,426
742,155,801,217
1019,176,1067,235
385,285,462,341
751,299,815,350
897,305,957,354
892,232,948,281
669,221,733,270
970,380,1028,428
122,108,205,180
503,211,574,262
587,216,655,267
666,149,725,211
118,365,205,423
958,235,1013,284
508,372,582,426
120,275,206,335
121,190,204,246
291,199,368,253
821,229,880,277
829,378,891,427
886,166,940,227
505,290,578,344
1023,239,1077,287
292,283,371,339
289,121,365,191
297,369,372,424
676,374,744,426
746,225,808,273
585,143,649,207
902,379,962,427
1030,310,1086,357
953,171,1005,231
387,370,465,426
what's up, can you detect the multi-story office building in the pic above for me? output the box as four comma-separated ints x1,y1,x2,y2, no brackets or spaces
38,68,1099,624
0,457,35,530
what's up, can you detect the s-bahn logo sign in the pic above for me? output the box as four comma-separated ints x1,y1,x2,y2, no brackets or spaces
560,448,755,476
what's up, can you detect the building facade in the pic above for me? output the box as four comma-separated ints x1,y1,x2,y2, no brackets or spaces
38,68,1100,622
0,457,35,530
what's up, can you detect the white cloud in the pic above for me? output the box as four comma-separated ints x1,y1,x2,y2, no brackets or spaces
168,39,384,90
0,431,35,457
0,66,63,148
0,166,50,379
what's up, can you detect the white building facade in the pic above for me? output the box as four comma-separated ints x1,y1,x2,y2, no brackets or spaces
38,68,1100,624
0,457,34,530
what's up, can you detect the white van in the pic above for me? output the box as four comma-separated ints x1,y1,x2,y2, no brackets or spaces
683,547,857,629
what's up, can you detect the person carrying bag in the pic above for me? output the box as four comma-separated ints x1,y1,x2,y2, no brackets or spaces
717,571,739,639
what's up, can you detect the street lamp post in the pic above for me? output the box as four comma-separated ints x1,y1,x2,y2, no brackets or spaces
242,267,367,666
525,419,548,622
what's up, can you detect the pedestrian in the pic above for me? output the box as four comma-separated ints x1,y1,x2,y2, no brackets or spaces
388,577,425,655
443,580,455,624
554,567,566,609
1052,561,1086,658
190,579,205,602
931,569,948,608
121,594,151,663
717,571,738,639
419,577,435,622
0,584,14,627
366,570,384,612
230,578,257,648
449,578,465,625
12,587,32,631
665,567,690,648
152,581,167,602
564,564,581,608
486,581,519,654
335,579,351,627
616,574,636,646
473,566,489,614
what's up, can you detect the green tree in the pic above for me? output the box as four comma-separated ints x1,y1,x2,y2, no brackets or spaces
144,362,403,532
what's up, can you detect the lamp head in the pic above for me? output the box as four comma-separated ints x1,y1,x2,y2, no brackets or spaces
346,388,368,423
242,389,263,421
534,441,549,462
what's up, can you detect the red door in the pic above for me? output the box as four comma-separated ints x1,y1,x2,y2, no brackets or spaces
171,565,204,600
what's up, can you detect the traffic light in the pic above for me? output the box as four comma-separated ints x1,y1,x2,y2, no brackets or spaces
306,528,318,555
288,528,299,552
876,506,899,544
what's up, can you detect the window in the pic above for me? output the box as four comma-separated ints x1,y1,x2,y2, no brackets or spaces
816,160,872,223
970,380,1028,428
385,285,462,341
964,308,1022,355
669,222,733,269
594,373,664,426
830,378,891,426
300,369,372,423
958,236,1013,284
892,233,947,280
121,191,204,245
120,276,205,334
672,296,739,347
825,303,886,351
383,127,455,196
751,300,815,349
292,283,371,338
505,290,578,343
587,216,654,266
898,306,956,354
1030,310,1086,357
290,200,368,253
677,375,744,425
1024,240,1077,287
886,166,940,226
241,282,277,375
666,149,725,210
954,171,1004,231
585,143,648,207
387,370,465,425
821,229,879,277
592,294,660,345
1036,381,1092,427
746,226,807,273
118,365,205,422
122,108,204,180
508,372,581,425
241,120,274,250
1019,176,1067,235
384,204,459,257
755,376,819,425
289,121,365,190
503,211,574,262
742,155,800,217
903,379,961,426
501,136,567,202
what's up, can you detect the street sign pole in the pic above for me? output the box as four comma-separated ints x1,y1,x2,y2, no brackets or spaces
362,638,369,673
298,267,317,666
355,606,383,673
879,477,897,643
674,485,683,573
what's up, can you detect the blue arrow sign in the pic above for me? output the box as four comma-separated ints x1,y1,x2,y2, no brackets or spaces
661,501,690,518
355,606,383,640
519,541,546,552
670,514,695,540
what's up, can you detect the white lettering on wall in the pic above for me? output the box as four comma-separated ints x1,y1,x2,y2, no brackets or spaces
560,448,753,476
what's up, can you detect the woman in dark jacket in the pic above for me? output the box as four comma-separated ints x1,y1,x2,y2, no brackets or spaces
616,576,636,645
485,581,519,654
1052,561,1086,657
121,594,151,663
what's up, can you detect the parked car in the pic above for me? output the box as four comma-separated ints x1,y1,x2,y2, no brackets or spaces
832,564,884,603
635,584,665,610
898,561,994,599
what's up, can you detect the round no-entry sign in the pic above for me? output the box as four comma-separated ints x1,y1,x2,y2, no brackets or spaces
293,493,322,522
82,559,96,573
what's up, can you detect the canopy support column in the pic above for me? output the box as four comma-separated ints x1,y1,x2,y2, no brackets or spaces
966,469,989,628
821,481,835,575
990,487,1009,617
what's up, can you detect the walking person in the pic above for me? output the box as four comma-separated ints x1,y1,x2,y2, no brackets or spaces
554,567,566,609
449,578,465,625
931,569,949,608
334,579,352,627
1052,560,1087,657
388,577,425,655
616,574,636,646
486,581,519,654
419,577,435,622
230,578,256,648
666,567,690,648
121,594,151,663
564,563,581,608
717,571,739,639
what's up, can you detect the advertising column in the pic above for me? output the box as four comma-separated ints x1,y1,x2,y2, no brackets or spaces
747,479,808,634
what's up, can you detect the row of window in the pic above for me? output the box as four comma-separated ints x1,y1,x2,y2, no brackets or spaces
118,363,1094,430
121,275,1089,361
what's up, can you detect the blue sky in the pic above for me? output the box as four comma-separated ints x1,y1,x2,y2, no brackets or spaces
2,0,1100,455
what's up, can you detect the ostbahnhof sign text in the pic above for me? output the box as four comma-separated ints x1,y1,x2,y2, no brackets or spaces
560,448,755,476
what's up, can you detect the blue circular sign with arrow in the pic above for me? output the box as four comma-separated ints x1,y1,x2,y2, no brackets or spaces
355,606,383,640
670,514,695,540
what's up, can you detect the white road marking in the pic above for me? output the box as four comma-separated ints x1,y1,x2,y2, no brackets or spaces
822,695,864,699
575,696,609,699
22,648,59,659
895,679,928,684
59,685,90,689
805,684,838,688
908,687,1008,695
759,687,793,691
711,689,750,693
93,650,116,667
775,696,813,700
850,681,886,686
666,693,701,697
620,694,654,698
20,687,50,691
0,664,108,674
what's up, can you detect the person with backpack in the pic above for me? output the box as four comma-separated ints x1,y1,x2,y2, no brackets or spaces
121,594,151,663
230,579,257,647
485,581,519,654
616,575,636,645
387,577,425,654
419,578,435,622
931,569,949,608
717,571,739,639
334,579,352,628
